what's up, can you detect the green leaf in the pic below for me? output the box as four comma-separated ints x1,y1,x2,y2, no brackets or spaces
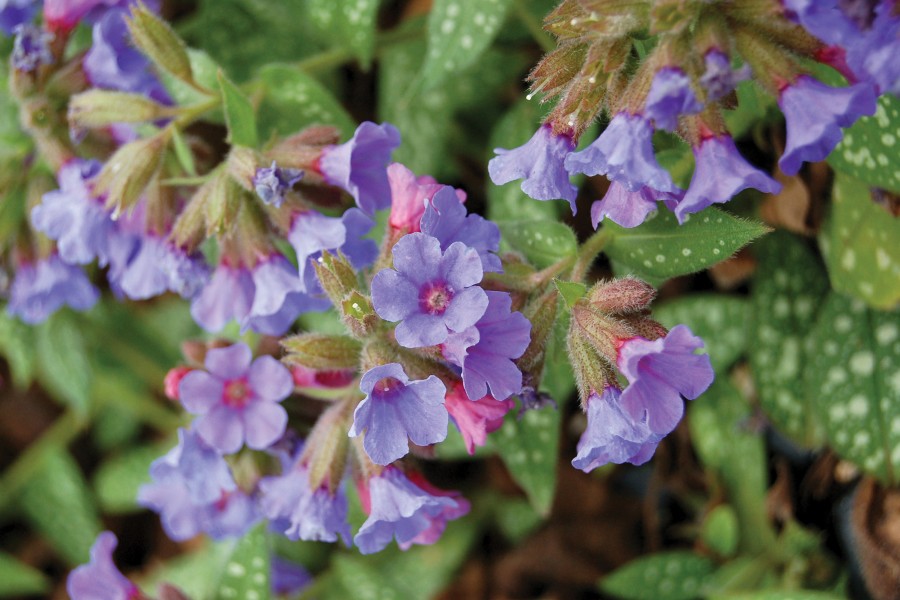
19,449,102,565
599,551,717,600
829,93,900,192
554,279,586,309
690,379,775,553
819,172,900,309
654,295,749,373
141,541,234,599
94,443,168,513
724,79,778,139
494,496,542,543
159,48,221,109
257,64,355,140
217,70,257,147
421,0,513,89
486,98,564,222
655,142,695,190
497,220,577,269
307,0,381,68
35,312,92,416
806,293,900,484
0,310,36,388
749,232,829,445
170,127,197,176
604,207,769,281
491,405,559,515
0,552,49,596
541,304,575,403
711,593,844,600
701,505,739,557
213,525,271,600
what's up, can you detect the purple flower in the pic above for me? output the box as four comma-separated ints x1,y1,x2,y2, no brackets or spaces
781,0,859,46
258,461,351,544
354,467,468,554
43,0,157,33
190,263,255,332
288,208,377,293
420,186,502,273
31,160,112,266
7,255,99,324
66,532,140,600
349,363,448,465
117,236,209,300
565,113,679,194
253,161,303,208
0,0,38,36
242,253,328,336
178,343,292,453
387,162,464,232
12,23,52,71
444,382,513,455
319,121,401,214
488,124,578,212
699,50,752,102
590,181,682,229
84,8,170,101
674,134,781,223
371,233,488,348
441,291,531,401
271,557,312,598
616,325,714,436
779,76,877,175
644,67,702,131
137,429,258,541
572,387,663,473
846,4,900,95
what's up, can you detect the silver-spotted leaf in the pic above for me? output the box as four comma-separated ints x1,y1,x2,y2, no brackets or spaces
654,295,749,373
497,220,577,269
820,172,900,309
213,525,270,600
605,207,769,281
829,93,900,192
599,551,717,600
750,232,829,446
307,0,380,68
258,64,355,139
421,0,512,89
807,293,900,484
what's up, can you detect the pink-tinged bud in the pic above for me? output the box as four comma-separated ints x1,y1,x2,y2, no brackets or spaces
164,366,193,400
290,365,355,389
387,163,466,233
566,328,617,408
588,277,657,315
570,300,637,362
281,333,362,371
444,383,514,455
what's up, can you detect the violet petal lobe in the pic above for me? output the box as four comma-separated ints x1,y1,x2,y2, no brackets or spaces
66,531,139,600
644,67,702,131
420,186,502,272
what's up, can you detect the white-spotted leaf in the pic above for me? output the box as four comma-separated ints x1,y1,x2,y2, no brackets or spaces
829,94,900,193
819,172,900,309
492,404,559,515
307,0,380,68
599,551,717,600
422,0,513,89
497,220,577,269
604,207,769,281
807,293,900,484
750,232,828,446
258,64,355,140
213,525,270,600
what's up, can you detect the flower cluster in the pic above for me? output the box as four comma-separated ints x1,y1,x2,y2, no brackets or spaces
490,0,883,228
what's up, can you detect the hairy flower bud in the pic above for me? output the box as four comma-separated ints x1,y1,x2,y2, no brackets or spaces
301,398,355,493
281,333,362,371
588,277,657,315
342,291,378,339
68,90,170,129
566,328,617,407
94,129,171,215
313,251,358,307
126,5,197,89
570,300,637,363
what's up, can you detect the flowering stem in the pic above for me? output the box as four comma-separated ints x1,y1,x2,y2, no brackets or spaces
294,24,426,74
513,0,555,53
571,227,611,282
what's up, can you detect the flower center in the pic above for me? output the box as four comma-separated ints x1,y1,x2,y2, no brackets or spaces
374,377,403,395
420,281,454,315
223,378,251,408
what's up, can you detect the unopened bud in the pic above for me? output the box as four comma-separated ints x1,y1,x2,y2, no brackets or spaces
313,251,358,307
68,90,169,129
163,366,193,400
342,291,378,338
281,333,362,371
202,169,244,236
570,300,637,362
622,314,668,341
94,129,171,214
126,5,197,90
301,398,354,492
225,146,261,192
588,277,656,314
171,183,211,250
516,286,559,378
566,328,617,407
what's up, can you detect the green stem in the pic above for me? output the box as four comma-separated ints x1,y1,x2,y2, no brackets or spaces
294,22,427,74
514,0,556,53
571,227,611,282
